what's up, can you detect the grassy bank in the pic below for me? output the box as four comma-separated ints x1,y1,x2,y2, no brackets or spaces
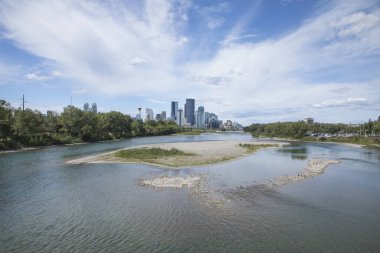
115,147,194,161
300,136,380,148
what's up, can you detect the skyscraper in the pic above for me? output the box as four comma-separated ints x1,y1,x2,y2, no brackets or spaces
184,98,195,126
136,108,142,120
161,111,166,120
204,112,211,126
91,103,97,113
196,106,205,129
171,101,178,121
83,102,89,112
146,108,153,121
178,108,183,128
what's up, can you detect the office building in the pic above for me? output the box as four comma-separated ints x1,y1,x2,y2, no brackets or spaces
171,101,178,121
184,98,195,126
196,106,205,129
204,112,211,126
83,102,89,112
304,117,314,124
146,108,154,121
208,117,220,129
155,114,161,121
161,111,166,120
91,103,97,113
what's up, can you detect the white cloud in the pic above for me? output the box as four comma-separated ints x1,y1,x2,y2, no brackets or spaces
0,0,379,124
71,89,89,94
189,75,230,86
183,0,380,123
148,99,167,104
207,18,225,29
25,70,63,81
0,0,189,95
130,57,147,65
51,71,63,77
311,97,370,109
26,73,49,80
330,11,379,38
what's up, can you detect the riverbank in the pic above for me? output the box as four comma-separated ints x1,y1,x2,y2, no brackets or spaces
66,140,286,168
0,141,89,155
260,136,367,148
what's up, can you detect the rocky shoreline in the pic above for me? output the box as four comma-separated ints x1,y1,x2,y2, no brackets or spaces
265,159,340,189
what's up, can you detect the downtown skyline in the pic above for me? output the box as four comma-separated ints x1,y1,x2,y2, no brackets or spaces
0,0,380,125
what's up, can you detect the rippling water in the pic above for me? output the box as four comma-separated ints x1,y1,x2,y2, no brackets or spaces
1,133,379,252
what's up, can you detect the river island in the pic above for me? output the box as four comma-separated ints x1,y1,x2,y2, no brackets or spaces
66,140,284,168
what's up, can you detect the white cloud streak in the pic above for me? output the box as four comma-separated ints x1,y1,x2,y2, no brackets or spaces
25,70,63,81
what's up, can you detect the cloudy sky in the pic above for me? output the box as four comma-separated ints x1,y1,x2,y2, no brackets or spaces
0,0,379,125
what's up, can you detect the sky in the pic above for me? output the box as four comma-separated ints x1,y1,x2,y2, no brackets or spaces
0,0,379,125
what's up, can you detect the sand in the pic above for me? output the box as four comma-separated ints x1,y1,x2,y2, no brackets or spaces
66,140,286,168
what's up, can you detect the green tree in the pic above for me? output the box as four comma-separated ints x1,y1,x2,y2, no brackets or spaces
13,109,46,146
0,100,13,138
60,106,85,137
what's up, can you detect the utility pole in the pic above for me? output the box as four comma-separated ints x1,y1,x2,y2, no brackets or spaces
20,94,27,111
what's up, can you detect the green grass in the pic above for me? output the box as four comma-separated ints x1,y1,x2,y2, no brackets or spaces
239,143,278,153
114,147,194,160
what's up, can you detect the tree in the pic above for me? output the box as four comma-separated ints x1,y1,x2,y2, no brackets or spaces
60,106,85,137
13,109,46,146
0,100,13,138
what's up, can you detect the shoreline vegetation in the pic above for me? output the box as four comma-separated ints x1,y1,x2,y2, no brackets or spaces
1,99,235,152
244,121,380,149
0,99,183,151
2,97,379,151
66,140,284,168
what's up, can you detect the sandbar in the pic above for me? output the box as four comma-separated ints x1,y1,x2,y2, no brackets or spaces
66,140,286,168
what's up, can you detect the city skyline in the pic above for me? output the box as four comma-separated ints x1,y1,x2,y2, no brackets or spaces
0,0,379,125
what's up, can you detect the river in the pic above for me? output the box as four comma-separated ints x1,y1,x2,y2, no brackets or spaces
0,133,379,252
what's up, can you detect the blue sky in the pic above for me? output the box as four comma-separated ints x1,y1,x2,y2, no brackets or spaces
0,0,379,125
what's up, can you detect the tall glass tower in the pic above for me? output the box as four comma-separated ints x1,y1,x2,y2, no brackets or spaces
196,106,205,129
185,98,195,126
171,101,178,121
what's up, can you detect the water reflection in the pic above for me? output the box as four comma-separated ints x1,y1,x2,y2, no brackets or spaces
290,154,308,160
276,145,308,160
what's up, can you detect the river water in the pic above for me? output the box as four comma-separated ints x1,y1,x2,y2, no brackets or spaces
0,133,379,252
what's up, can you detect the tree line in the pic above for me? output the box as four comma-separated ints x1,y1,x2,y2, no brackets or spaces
244,121,380,139
0,100,180,150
